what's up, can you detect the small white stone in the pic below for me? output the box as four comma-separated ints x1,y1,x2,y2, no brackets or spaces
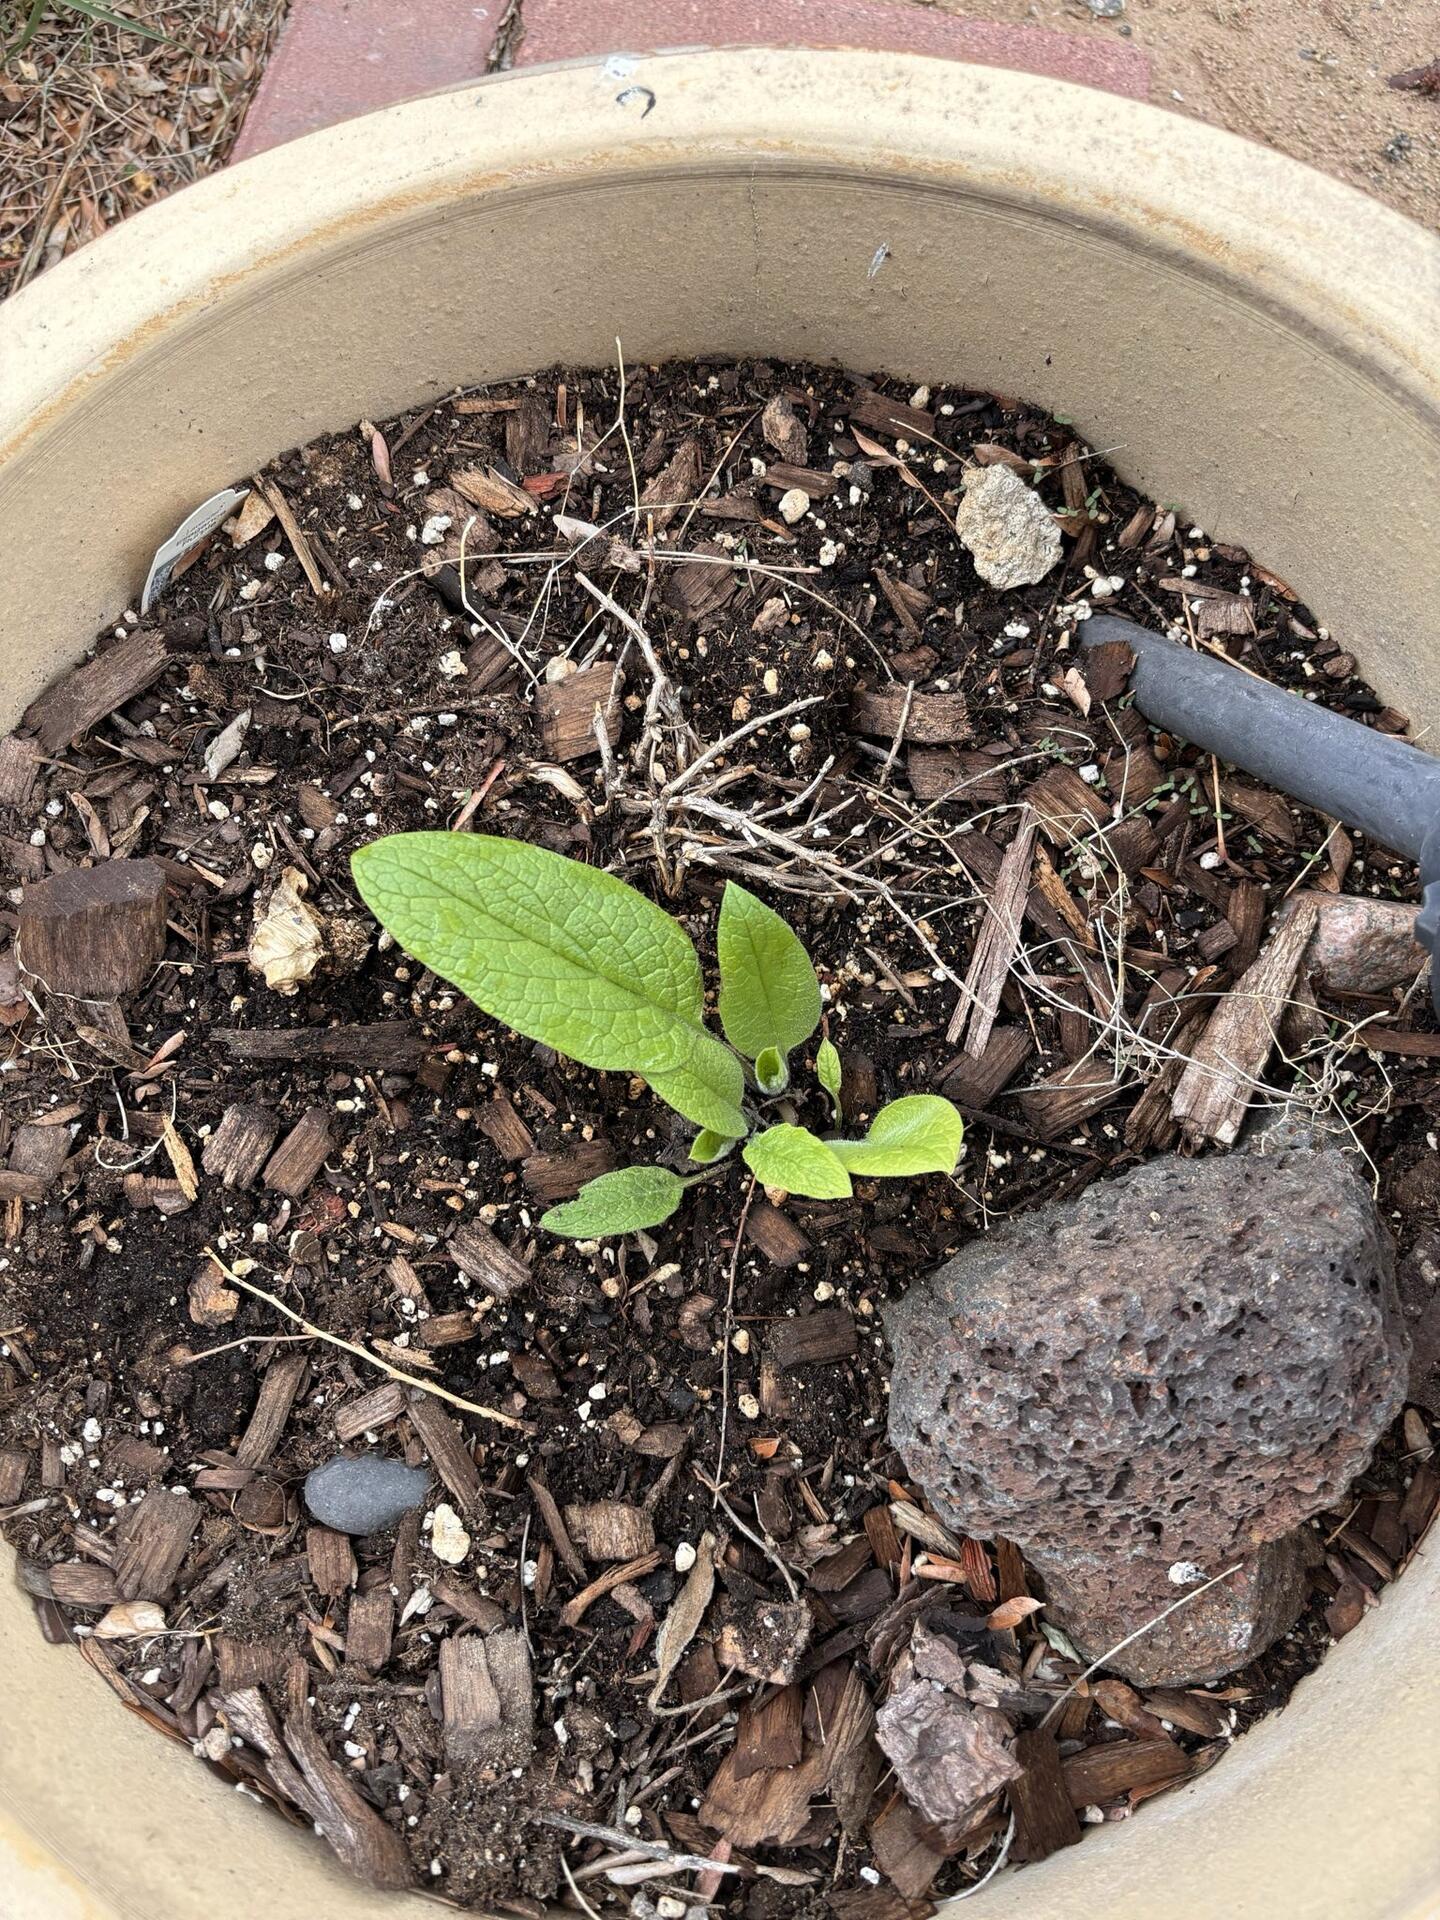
778,487,810,525
263,551,284,572
954,465,1062,589
731,1328,751,1354
1168,1560,1205,1586
817,538,840,567
674,1541,697,1574
420,514,452,546
328,632,348,653
737,1392,761,1421
437,649,467,679
430,1503,471,1566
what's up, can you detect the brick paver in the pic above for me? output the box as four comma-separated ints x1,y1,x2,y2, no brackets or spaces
231,0,502,161
517,0,1147,97
232,0,1148,160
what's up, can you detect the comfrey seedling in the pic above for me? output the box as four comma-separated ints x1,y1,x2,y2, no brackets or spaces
352,834,963,1237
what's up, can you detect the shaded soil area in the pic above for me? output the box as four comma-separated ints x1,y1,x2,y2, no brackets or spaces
1,357,1436,1911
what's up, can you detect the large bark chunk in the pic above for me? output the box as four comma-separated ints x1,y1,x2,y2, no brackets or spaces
18,858,167,999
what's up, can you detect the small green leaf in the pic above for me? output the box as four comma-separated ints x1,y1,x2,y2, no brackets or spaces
717,882,822,1065
689,1129,736,1165
743,1125,852,1200
542,1166,684,1238
829,1096,964,1179
816,1038,843,1120
755,1046,789,1095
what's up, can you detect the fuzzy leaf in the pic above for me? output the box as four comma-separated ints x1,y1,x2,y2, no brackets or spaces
717,882,822,1064
816,1037,843,1119
829,1096,964,1179
542,1166,684,1238
645,1050,748,1139
352,830,729,1072
689,1129,736,1165
743,1124,852,1200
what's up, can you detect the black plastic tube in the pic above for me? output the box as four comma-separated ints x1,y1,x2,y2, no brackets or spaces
1081,613,1440,1010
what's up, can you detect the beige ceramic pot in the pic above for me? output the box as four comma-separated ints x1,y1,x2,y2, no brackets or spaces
0,46,1437,1920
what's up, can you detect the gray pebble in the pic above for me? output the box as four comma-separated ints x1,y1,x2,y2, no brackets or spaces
304,1453,430,1535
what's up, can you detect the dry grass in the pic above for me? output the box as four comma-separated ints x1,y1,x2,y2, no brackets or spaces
1,0,287,299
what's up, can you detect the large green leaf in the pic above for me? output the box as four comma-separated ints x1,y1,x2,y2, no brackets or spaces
645,1050,748,1140
829,1096,964,1179
717,882,822,1065
352,833,708,1073
542,1166,684,1238
743,1124,852,1200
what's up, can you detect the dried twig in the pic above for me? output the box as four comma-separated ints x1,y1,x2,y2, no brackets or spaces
203,1250,532,1433
537,1813,742,1878
713,1176,758,1504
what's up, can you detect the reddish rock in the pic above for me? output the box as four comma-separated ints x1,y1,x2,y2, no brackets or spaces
1042,1532,1314,1688
1397,1232,1440,1416
886,1151,1407,1684
1281,891,1425,996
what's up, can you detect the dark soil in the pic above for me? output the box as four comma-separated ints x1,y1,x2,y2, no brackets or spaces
1,358,1435,1914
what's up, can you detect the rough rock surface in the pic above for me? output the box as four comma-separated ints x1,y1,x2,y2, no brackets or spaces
1043,1532,1314,1687
887,1150,1407,1682
1392,1153,1440,1414
1280,891,1425,995
1397,1232,1440,1415
304,1454,430,1535
953,465,1062,589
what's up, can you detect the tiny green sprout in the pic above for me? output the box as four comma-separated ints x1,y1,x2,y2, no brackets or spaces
352,834,963,1238
816,1037,843,1123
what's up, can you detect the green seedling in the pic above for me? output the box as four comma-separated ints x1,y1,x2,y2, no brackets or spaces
353,833,963,1236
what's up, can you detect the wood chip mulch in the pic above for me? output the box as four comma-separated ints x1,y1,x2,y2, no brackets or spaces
1,357,1437,1912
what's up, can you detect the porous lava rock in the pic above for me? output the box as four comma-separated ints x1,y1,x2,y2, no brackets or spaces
887,1150,1407,1683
